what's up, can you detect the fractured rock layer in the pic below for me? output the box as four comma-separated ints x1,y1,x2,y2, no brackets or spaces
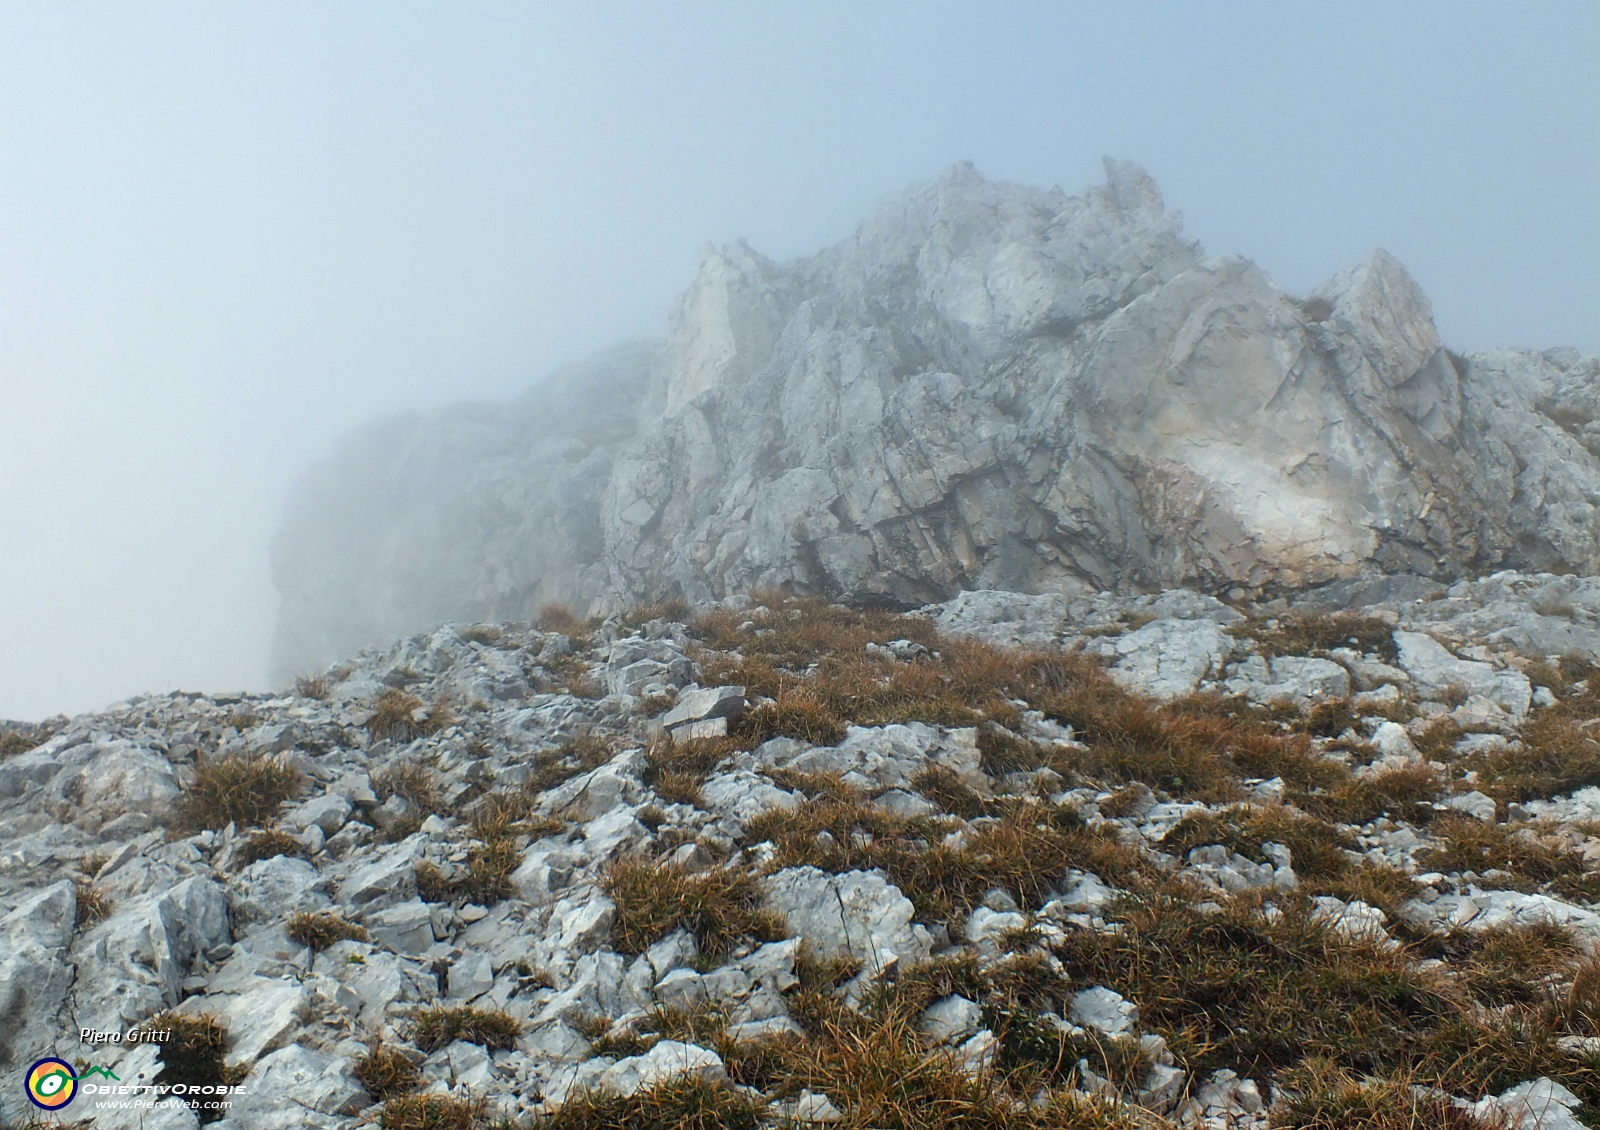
272,161,1600,675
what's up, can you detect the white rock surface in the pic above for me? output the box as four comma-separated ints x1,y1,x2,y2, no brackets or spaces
762,866,931,973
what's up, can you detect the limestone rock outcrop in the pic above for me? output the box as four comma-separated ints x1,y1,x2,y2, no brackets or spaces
271,160,1599,674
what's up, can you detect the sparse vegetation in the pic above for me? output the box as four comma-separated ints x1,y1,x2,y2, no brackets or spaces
373,758,445,838
605,858,785,958
1459,660,1600,804
0,717,63,760
354,1043,422,1101
533,1077,762,1130
1165,803,1355,879
640,732,737,805
294,674,330,699
1269,1059,1494,1129
367,688,454,743
622,597,692,629
1239,611,1401,663
73,881,113,929
416,786,567,904
411,1005,521,1053
286,910,369,951
536,602,591,636
378,1094,489,1130
236,826,308,866
139,1013,247,1124
176,752,302,832
746,785,1143,921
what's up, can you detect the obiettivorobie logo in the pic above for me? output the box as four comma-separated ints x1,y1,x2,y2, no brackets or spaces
25,1059,120,1110
25,1057,247,1114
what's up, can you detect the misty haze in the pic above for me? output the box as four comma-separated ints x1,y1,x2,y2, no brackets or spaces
2,6,1599,1130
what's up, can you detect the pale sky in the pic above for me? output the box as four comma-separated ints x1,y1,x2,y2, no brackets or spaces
1,1,1596,720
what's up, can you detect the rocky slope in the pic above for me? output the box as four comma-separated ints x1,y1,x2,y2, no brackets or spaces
10,577,1600,1127
271,160,1600,676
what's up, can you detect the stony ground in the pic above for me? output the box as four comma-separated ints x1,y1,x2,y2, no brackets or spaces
8,573,1600,1128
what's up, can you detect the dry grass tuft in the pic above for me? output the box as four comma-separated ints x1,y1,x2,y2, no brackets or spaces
73,881,114,929
294,674,330,699
692,592,1344,811
1164,804,1355,879
367,688,454,744
605,858,785,958
745,951,1152,1130
378,1094,488,1130
1435,922,1580,1006
532,1076,762,1130
1305,764,1443,827
0,717,64,760
411,1005,522,1053
1269,1058,1496,1128
526,733,617,793
536,602,592,636
236,826,308,867
353,1043,422,1101
1460,662,1600,803
139,1012,247,1124
286,910,369,952
641,732,738,805
746,790,1142,921
1052,888,1600,1105
415,786,566,905
373,759,445,836
622,597,692,629
176,752,302,832
1243,611,1400,663
1415,814,1586,891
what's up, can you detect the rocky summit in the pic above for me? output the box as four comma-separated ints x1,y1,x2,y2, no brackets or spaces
10,581,1600,1127
272,159,1597,676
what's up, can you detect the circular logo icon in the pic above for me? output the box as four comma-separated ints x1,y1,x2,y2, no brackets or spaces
26,1058,78,1110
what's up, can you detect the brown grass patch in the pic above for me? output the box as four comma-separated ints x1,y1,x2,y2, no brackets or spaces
138,1012,247,1124
411,1005,521,1053
73,882,113,929
746,951,1150,1130
622,597,692,629
746,790,1142,922
176,752,303,832
353,1043,421,1101
1164,804,1355,879
641,732,739,806
1460,662,1600,804
286,910,369,952
526,733,617,793
1415,815,1585,889
1305,764,1443,827
692,594,1340,809
236,826,308,867
372,759,444,839
294,674,330,699
1269,1058,1495,1129
605,858,785,958
536,602,592,636
367,689,454,744
532,1077,762,1130
1052,888,1600,1105
378,1094,488,1130
1242,611,1400,663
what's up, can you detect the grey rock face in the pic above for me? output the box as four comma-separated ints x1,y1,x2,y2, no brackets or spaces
272,163,1596,670
270,343,655,677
